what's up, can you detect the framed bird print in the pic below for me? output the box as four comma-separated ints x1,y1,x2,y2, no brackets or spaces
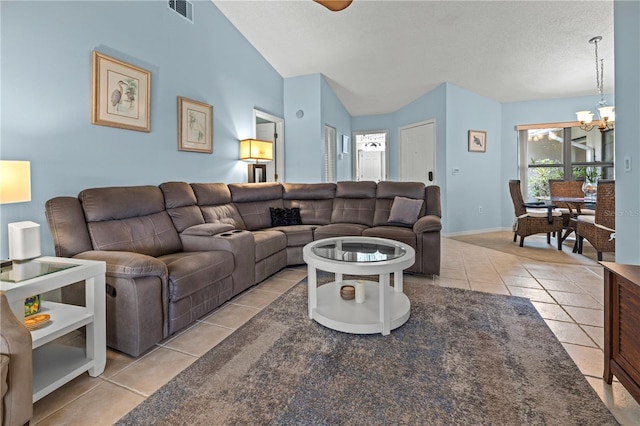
468,130,486,152
91,51,151,132
178,97,213,153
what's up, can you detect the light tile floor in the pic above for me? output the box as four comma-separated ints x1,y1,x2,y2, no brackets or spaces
32,235,640,425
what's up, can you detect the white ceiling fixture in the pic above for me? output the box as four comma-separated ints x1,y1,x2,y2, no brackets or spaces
213,1,614,117
576,36,615,132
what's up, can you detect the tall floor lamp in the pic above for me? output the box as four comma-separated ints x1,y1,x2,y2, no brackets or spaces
239,139,273,182
0,160,40,265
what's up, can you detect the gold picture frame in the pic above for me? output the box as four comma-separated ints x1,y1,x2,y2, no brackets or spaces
91,51,151,132
468,130,486,152
178,96,213,153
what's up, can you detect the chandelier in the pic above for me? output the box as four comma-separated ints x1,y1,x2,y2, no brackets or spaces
576,36,615,132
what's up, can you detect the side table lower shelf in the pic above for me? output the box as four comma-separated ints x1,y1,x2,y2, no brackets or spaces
33,343,96,402
313,280,411,334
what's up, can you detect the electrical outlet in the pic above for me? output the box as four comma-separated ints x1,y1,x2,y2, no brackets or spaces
479,206,484,214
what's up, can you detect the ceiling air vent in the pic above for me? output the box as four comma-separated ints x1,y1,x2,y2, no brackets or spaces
168,0,193,23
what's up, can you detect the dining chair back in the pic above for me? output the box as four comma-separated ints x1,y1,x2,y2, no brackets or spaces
575,179,615,261
509,179,564,249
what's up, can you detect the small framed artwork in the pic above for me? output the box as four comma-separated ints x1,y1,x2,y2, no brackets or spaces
178,96,213,153
468,130,486,152
91,51,151,132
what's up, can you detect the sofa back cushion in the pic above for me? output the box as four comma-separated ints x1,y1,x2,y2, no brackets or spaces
45,196,94,258
330,181,376,226
190,183,246,229
160,182,205,232
282,183,336,225
373,181,426,227
79,186,182,257
228,183,284,230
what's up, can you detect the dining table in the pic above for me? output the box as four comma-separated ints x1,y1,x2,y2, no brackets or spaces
548,196,596,245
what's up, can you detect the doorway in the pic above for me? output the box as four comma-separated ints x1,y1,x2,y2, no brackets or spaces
254,110,285,182
399,120,436,184
352,130,389,182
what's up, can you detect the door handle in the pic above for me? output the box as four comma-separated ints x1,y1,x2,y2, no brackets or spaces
428,171,433,182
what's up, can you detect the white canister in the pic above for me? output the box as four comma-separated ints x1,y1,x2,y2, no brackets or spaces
355,280,366,303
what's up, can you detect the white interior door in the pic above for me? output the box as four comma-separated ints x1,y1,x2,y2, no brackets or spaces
399,120,436,184
358,150,383,182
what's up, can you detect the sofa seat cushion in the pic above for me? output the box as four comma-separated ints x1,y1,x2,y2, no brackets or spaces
252,230,287,262
314,223,369,239
158,251,234,302
363,226,418,247
268,225,316,247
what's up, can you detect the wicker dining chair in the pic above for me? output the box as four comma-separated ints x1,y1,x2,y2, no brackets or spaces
548,179,595,226
575,179,615,261
509,180,564,249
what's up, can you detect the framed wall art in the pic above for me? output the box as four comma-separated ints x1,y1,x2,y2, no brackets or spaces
91,51,151,132
178,96,213,153
468,130,486,152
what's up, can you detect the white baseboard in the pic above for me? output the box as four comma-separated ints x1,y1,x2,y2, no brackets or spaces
442,227,511,238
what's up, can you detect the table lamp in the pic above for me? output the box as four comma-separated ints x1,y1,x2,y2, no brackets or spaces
239,139,273,182
0,160,40,265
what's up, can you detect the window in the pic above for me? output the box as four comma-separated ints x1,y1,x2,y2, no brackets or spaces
518,123,614,199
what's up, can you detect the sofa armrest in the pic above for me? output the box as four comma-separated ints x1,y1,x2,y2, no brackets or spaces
413,215,442,234
73,251,168,279
182,223,235,236
1,292,33,426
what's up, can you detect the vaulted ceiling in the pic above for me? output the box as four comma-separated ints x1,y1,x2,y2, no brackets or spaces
213,0,614,116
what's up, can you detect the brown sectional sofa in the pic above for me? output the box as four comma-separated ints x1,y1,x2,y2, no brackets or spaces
45,181,441,357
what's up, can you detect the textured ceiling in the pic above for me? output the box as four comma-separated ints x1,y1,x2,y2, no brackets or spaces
213,0,614,116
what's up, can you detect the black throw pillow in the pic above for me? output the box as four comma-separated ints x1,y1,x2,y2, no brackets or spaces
270,207,302,227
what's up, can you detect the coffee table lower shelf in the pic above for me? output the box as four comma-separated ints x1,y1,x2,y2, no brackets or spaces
312,280,411,334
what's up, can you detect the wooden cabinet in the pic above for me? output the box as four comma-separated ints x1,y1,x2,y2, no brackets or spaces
601,262,640,404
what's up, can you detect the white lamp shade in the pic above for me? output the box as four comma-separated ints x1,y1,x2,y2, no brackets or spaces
598,105,615,121
0,161,32,204
576,111,594,124
239,139,273,162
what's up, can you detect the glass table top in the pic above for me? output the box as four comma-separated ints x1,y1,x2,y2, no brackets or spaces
0,260,78,283
311,240,406,263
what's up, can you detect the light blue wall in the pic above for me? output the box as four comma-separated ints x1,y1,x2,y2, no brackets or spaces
283,74,322,182
445,84,502,234
0,0,283,258
321,78,352,182
613,0,640,265
2,1,636,262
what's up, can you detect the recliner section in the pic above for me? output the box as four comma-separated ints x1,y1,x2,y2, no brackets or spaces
45,180,442,357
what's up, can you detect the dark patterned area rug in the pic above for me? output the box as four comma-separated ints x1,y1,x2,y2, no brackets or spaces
117,277,617,425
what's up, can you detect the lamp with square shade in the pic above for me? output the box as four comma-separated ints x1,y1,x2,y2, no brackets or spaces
239,139,273,182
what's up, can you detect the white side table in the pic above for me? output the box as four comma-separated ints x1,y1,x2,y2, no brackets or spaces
1,256,106,402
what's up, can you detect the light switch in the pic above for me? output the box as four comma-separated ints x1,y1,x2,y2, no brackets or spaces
624,156,632,171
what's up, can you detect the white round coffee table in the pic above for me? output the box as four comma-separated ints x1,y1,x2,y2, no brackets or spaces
303,236,415,335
